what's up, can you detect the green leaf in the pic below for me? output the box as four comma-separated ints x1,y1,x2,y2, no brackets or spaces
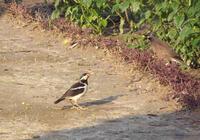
155,3,163,11
145,10,151,19
112,4,120,13
101,19,107,27
88,15,97,22
96,0,106,8
192,37,200,46
180,26,193,40
167,29,177,39
54,0,60,8
120,0,130,12
51,9,60,19
82,0,92,8
168,6,179,22
130,1,141,12
174,13,185,28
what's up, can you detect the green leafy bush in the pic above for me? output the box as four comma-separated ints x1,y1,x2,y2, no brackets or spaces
140,0,200,67
52,0,200,67
51,0,110,34
111,0,142,33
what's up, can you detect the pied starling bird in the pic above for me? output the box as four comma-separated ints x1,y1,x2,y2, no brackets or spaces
54,73,90,110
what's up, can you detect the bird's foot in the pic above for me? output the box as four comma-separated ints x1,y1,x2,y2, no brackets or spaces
78,106,88,110
70,106,78,110
70,105,88,110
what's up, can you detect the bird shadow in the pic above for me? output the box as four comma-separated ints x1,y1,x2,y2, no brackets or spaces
61,94,124,110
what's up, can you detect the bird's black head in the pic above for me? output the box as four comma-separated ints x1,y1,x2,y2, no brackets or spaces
80,73,90,81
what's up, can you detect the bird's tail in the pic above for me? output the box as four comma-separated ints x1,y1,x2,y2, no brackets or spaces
54,97,65,104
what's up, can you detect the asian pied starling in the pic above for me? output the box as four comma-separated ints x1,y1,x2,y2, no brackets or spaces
54,73,90,110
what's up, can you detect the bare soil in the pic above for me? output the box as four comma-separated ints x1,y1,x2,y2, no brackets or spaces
0,7,200,140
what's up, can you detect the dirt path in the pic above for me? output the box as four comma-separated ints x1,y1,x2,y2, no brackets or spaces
0,11,200,140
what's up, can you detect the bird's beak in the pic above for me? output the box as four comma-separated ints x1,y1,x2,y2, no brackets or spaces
87,73,91,78
87,71,94,76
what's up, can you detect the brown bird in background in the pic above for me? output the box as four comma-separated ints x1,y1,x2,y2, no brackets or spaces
147,33,182,65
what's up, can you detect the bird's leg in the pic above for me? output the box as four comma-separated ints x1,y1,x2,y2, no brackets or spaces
74,100,88,110
69,99,78,109
69,99,87,110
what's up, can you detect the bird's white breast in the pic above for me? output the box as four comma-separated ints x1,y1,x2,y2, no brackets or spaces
69,83,88,101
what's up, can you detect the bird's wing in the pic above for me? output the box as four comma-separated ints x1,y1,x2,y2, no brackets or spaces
62,82,86,97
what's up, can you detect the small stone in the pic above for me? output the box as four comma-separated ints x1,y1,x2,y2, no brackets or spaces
63,38,71,46
95,46,99,49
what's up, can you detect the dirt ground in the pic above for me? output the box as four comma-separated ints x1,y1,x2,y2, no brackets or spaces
0,5,200,140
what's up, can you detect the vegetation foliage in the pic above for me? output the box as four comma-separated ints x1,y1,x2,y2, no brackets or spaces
52,0,200,67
